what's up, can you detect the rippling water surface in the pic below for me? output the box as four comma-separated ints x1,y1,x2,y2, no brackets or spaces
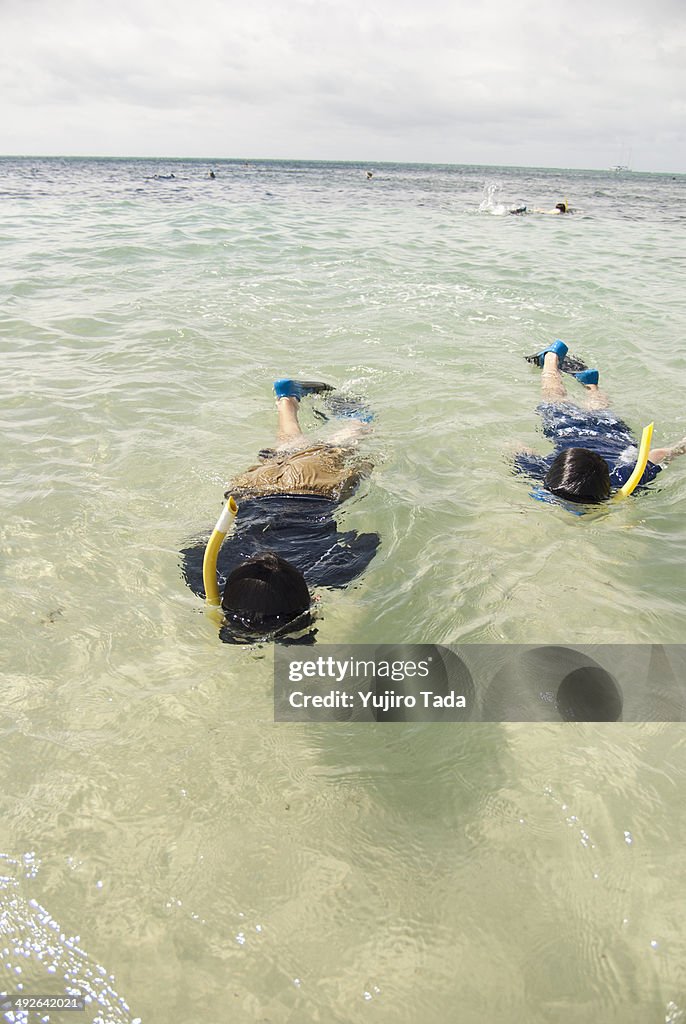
1,158,685,1023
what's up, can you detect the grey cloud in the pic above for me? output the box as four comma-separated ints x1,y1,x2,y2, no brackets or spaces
0,0,684,169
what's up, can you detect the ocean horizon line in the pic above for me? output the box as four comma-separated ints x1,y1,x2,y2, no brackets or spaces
2,153,684,176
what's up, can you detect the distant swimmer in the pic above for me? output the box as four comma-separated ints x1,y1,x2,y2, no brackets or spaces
366,170,373,179
208,169,216,179
532,200,572,214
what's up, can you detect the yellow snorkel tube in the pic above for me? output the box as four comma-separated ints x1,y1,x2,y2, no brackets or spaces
202,495,238,605
614,423,654,500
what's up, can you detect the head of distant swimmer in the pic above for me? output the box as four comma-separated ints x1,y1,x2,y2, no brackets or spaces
544,448,611,504
222,552,312,637
555,201,568,213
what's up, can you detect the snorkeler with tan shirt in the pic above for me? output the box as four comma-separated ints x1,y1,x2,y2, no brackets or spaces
181,379,379,642
229,379,374,501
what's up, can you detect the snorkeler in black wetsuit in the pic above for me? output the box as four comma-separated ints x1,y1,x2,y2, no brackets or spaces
181,379,379,643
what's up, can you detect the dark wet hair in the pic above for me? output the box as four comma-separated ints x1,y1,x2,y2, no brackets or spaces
555,201,568,212
544,448,611,504
221,552,312,637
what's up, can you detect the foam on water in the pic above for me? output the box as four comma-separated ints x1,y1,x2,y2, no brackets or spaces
0,855,138,1024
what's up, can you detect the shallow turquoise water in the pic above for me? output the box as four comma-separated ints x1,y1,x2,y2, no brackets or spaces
1,158,685,1023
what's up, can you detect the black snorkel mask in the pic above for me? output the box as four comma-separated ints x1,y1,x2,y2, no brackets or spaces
219,606,317,646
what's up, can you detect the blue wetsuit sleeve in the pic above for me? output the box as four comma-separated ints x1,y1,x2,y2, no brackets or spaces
514,452,552,481
610,460,662,490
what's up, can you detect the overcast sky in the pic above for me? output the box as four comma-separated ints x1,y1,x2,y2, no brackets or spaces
2,0,684,171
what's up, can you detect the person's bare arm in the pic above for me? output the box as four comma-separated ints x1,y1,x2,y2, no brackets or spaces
648,437,686,465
